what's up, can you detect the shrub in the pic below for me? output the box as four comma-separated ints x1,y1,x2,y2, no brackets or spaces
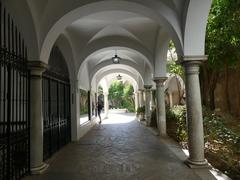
166,106,187,142
166,105,240,179
136,106,145,115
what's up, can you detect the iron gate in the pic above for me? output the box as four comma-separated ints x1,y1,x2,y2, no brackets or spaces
0,2,30,180
42,72,71,160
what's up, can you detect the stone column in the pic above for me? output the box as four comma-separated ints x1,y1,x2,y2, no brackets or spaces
71,80,81,141
134,92,139,112
104,92,109,119
151,90,156,110
144,85,152,126
138,89,144,107
28,61,49,174
154,77,167,136
180,56,208,168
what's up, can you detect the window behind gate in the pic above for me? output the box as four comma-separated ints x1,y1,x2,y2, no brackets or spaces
0,2,30,180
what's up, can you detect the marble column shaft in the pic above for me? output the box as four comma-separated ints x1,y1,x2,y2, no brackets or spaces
134,92,139,111
144,85,152,126
154,77,167,136
28,61,48,174
181,56,208,167
138,89,144,107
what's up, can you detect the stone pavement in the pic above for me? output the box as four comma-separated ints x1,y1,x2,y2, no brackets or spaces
24,113,216,180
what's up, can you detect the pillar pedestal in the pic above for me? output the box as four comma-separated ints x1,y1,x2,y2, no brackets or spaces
154,77,167,136
180,56,209,168
144,85,152,126
28,61,49,174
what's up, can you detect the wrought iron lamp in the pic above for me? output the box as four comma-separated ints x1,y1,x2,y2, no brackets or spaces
112,50,121,64
116,74,122,80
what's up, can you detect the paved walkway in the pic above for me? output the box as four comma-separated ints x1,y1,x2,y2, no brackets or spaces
25,113,216,180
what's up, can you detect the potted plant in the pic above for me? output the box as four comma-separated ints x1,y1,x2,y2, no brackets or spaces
136,106,145,121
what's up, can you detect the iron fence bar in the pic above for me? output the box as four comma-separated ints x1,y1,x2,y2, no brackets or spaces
0,2,30,179
42,75,71,161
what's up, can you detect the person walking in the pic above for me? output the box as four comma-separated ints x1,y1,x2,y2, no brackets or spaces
97,101,103,124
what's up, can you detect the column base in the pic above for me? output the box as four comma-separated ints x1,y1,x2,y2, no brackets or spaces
159,132,167,137
31,163,49,174
185,158,209,169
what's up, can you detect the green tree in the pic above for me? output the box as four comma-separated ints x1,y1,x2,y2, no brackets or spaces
109,80,124,107
203,0,240,111
167,41,184,78
123,82,135,112
108,80,135,112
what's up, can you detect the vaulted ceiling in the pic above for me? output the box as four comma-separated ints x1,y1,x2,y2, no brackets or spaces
7,0,212,90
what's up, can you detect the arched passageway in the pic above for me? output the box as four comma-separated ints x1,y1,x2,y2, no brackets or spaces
0,0,218,179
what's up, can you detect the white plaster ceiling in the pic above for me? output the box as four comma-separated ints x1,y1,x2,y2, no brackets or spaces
69,10,158,89
66,10,159,70
14,0,212,91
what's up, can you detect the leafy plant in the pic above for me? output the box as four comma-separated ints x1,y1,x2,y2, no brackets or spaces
108,80,135,112
166,106,187,142
166,105,240,179
136,106,145,115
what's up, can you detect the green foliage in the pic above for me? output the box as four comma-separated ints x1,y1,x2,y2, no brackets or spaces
136,106,145,115
166,105,240,146
80,106,88,115
166,106,187,142
108,80,135,112
166,105,240,178
203,110,240,148
202,108,240,178
167,41,184,78
167,61,184,78
109,80,124,101
206,0,240,70
80,89,88,115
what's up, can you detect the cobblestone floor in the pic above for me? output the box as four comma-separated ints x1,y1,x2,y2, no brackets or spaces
24,113,212,180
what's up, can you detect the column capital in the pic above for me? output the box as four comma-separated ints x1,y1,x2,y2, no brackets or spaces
178,55,208,64
138,89,144,92
28,61,48,77
144,85,152,90
178,56,208,75
153,77,167,84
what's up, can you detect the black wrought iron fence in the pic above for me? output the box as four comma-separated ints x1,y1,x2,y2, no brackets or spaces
0,1,30,179
42,72,71,160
